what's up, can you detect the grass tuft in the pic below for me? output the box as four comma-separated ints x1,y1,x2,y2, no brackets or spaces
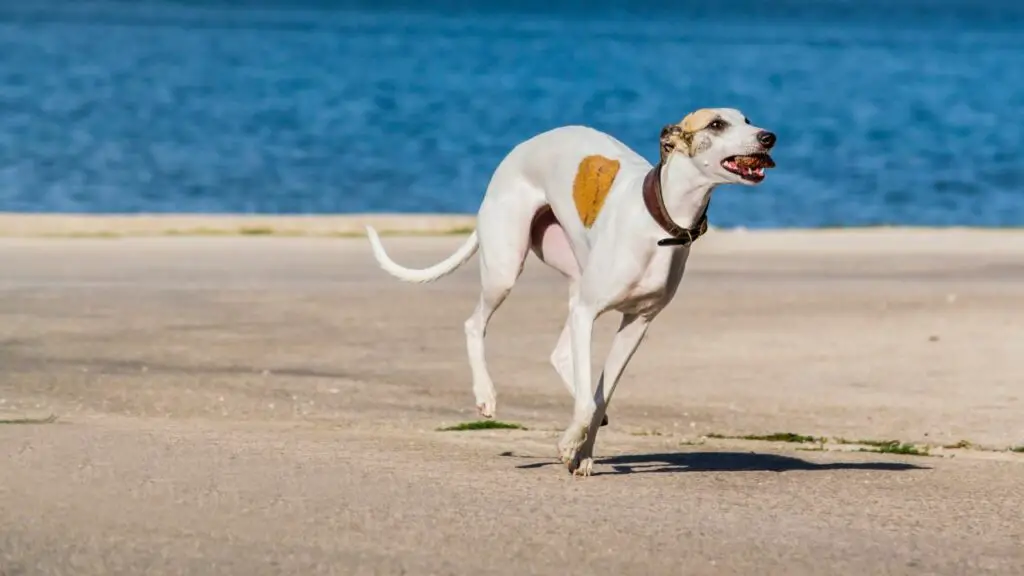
943,440,972,449
741,432,821,443
858,441,929,456
706,432,820,444
1010,446,1024,453
704,432,933,456
437,420,526,432
837,438,897,447
0,414,58,425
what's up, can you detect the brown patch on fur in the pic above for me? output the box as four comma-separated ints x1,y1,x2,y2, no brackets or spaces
572,155,621,228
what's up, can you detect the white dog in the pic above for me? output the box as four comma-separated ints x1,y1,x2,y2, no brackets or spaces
365,108,776,476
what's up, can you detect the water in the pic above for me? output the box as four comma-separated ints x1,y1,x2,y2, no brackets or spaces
0,0,1022,228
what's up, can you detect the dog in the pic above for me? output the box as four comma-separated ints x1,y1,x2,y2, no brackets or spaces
365,108,776,476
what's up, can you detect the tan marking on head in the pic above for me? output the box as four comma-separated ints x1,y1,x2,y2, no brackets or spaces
572,155,621,228
680,108,719,133
660,108,721,158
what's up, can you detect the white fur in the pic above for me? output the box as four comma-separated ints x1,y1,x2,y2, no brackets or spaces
365,108,775,476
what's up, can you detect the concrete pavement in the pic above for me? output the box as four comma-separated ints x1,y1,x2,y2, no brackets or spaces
1,231,1022,575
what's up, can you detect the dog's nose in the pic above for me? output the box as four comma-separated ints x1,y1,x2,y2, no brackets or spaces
757,131,776,149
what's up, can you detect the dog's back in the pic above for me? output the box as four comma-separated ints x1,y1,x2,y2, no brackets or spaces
496,125,651,204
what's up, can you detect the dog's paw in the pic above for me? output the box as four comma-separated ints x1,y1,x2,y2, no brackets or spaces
560,444,595,477
573,457,594,477
557,423,589,472
476,399,496,419
473,384,497,418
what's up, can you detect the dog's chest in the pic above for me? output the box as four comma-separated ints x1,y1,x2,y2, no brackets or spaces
615,252,679,316
616,290,666,316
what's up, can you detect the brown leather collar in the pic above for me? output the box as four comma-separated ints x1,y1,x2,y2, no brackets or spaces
642,162,710,247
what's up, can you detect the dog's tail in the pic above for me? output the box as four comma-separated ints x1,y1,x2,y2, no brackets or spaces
364,225,479,284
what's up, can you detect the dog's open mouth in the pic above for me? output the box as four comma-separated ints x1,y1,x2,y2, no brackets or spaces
722,153,775,183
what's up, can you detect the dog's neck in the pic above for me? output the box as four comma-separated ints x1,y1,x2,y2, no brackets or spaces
660,155,715,228
641,155,715,245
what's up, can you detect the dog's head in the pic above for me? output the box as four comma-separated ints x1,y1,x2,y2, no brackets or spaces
659,108,776,186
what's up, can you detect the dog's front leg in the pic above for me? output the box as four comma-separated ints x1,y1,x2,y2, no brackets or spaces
573,312,651,474
557,300,597,474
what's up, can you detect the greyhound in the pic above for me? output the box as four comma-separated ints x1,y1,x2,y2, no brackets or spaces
365,107,777,476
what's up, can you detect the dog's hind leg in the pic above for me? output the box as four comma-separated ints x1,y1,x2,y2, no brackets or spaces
464,182,543,418
549,313,576,398
464,282,513,419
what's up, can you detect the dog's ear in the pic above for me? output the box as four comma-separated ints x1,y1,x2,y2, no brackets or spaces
659,124,683,161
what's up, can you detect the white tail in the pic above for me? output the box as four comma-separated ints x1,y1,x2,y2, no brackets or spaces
364,226,479,284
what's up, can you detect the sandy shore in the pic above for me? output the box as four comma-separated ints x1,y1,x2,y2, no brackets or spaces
0,213,479,237
1,231,1022,575
2,212,1023,241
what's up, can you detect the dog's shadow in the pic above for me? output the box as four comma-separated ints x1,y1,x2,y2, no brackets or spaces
509,451,928,475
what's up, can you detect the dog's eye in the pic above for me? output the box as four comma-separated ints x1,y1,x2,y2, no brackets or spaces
707,119,727,131
744,117,751,125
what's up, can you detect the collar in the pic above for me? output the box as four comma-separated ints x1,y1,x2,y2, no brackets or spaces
641,161,711,247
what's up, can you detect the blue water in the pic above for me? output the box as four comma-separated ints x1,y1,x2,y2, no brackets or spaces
1,1,1022,228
